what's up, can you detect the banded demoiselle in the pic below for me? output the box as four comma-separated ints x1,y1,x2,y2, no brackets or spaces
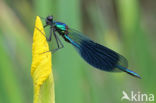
41,16,141,79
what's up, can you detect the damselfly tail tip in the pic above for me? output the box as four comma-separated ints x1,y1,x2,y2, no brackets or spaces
127,71,142,79
117,65,142,79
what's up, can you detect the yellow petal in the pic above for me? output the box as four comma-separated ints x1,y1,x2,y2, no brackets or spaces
31,16,55,103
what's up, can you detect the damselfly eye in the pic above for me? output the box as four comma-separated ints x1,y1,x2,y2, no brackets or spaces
47,16,53,21
46,16,53,25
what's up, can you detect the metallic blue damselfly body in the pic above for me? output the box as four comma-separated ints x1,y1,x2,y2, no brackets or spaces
43,16,141,79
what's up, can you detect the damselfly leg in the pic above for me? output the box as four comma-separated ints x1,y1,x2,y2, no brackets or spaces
52,28,64,53
43,25,64,53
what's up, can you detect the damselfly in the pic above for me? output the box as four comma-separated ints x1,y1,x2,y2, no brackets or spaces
41,16,141,79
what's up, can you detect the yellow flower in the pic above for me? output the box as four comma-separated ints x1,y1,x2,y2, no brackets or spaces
31,16,55,103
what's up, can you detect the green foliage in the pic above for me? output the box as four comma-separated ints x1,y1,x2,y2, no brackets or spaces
0,0,156,103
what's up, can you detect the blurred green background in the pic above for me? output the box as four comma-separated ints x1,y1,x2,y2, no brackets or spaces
0,0,156,103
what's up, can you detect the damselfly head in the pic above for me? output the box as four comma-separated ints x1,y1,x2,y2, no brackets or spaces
46,16,53,25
